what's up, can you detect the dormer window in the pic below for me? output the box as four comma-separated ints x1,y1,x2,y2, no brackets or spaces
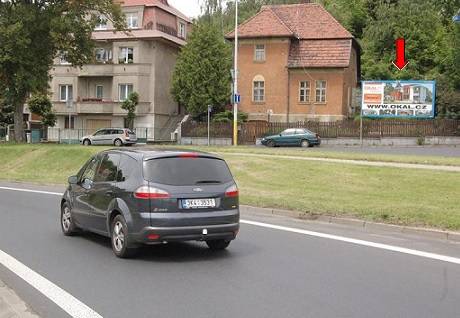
95,16,107,30
126,13,139,29
179,22,186,39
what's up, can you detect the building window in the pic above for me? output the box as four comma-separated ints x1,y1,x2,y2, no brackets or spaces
95,48,112,63
315,80,327,103
126,13,139,29
253,81,265,102
65,116,75,129
95,16,107,30
119,84,133,101
59,85,73,102
59,53,71,65
254,44,266,62
118,47,134,64
96,85,104,99
299,81,310,103
179,22,186,39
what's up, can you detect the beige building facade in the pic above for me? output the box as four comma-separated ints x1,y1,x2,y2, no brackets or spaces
49,0,190,140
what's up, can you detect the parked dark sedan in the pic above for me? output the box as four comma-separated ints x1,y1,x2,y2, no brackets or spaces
60,149,239,258
261,128,321,147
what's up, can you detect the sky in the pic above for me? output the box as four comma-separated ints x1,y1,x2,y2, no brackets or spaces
168,0,202,18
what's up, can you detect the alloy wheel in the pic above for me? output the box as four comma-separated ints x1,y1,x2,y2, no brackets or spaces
62,206,72,231
113,221,125,252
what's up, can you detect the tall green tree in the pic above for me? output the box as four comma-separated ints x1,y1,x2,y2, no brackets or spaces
0,1,124,142
171,22,232,117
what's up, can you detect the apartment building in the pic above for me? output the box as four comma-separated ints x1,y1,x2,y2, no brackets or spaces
226,3,360,122
48,0,190,140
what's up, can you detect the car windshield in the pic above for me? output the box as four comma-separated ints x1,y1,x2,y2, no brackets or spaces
143,157,233,186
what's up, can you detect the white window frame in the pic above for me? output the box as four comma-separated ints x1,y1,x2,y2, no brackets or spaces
118,47,134,64
315,80,327,103
95,15,108,30
118,84,133,101
95,48,112,63
59,85,73,102
59,53,71,65
253,81,265,102
299,81,310,103
96,85,104,99
179,22,186,39
254,44,266,62
126,13,139,29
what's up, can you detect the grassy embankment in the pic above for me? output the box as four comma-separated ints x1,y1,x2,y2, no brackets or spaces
0,143,459,230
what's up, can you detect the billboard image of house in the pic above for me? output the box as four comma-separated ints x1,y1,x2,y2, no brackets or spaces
362,81,436,118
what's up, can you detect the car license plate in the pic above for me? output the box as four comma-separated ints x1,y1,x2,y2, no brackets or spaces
182,198,216,209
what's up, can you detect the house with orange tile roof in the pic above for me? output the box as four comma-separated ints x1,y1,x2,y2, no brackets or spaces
226,3,360,122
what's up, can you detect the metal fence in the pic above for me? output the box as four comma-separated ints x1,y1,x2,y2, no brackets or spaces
181,119,460,144
46,127,158,144
0,127,6,141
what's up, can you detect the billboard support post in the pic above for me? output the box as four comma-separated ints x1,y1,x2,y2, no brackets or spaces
360,111,363,147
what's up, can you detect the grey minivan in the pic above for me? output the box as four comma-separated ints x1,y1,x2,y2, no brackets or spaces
61,149,239,258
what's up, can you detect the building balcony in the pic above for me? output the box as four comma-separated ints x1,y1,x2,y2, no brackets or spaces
53,100,151,115
51,63,152,77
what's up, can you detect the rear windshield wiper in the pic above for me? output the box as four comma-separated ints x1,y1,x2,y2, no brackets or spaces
195,180,222,184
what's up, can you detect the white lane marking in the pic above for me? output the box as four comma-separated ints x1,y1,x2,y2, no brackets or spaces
0,186,62,196
1,186,460,266
0,250,102,318
241,220,460,265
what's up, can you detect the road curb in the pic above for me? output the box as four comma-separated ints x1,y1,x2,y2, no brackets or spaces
0,278,40,318
241,205,460,241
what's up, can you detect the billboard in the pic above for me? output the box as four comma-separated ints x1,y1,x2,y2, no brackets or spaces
361,80,436,118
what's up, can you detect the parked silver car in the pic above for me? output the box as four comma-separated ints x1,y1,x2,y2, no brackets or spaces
80,128,137,146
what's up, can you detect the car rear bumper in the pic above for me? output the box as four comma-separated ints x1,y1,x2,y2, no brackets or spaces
131,209,240,243
133,223,239,243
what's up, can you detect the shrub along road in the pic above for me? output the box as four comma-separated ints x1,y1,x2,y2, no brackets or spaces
0,144,459,230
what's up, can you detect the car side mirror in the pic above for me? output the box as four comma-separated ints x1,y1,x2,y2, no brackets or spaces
68,176,78,185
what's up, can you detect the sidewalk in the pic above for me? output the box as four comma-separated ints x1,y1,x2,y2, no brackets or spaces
223,152,460,172
0,278,39,318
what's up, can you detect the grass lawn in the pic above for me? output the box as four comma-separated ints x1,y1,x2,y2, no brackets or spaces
0,143,459,230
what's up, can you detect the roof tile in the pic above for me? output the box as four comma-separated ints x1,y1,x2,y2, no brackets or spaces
288,39,352,68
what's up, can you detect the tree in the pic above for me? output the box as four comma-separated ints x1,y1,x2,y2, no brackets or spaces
121,92,139,130
27,93,57,127
212,110,248,123
0,1,124,142
0,96,14,127
171,22,232,118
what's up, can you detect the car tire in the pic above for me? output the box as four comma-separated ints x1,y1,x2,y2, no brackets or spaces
61,202,79,236
83,139,91,146
301,140,310,148
111,215,137,258
206,239,231,250
266,140,275,147
114,139,123,147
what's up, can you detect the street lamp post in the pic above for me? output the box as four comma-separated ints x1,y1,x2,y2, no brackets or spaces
233,0,238,146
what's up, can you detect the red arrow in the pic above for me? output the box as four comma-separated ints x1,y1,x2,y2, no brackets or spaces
392,38,409,70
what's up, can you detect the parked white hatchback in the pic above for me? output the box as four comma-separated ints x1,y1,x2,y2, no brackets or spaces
80,128,137,146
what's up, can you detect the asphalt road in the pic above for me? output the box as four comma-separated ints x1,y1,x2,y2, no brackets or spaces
0,184,460,318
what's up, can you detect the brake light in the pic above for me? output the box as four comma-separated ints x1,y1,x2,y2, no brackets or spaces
225,184,239,198
147,233,160,240
316,133,320,138
134,186,170,199
179,153,199,158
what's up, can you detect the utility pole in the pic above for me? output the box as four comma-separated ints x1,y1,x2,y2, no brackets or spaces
233,0,238,146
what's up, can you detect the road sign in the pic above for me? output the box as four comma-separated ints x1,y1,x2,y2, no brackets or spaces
234,94,241,104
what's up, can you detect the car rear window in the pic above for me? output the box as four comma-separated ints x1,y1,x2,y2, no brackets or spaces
143,157,233,186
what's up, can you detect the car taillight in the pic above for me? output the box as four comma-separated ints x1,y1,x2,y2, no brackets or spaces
134,186,170,199
316,133,320,138
225,184,239,198
179,153,199,158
